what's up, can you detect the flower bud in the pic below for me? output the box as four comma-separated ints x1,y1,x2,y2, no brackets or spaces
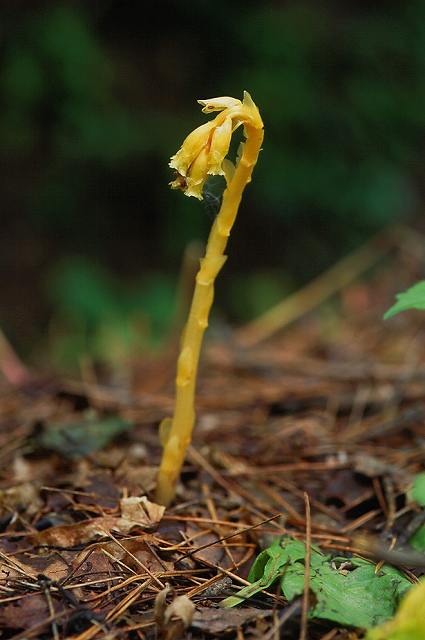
169,93,263,200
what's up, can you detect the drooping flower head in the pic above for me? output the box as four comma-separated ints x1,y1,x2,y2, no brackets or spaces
169,92,263,199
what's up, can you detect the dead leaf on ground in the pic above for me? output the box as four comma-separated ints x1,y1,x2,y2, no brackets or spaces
0,594,51,631
1,545,71,586
28,517,117,547
28,497,165,546
192,607,274,634
115,461,157,494
155,585,195,640
71,546,116,581
119,496,165,529
101,537,172,573
76,473,120,511
186,526,225,566
0,552,39,581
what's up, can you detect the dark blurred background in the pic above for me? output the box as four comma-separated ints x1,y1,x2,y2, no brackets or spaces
2,1,425,368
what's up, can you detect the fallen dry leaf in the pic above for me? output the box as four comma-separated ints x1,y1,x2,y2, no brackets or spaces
119,495,165,529
0,544,71,585
0,594,50,631
71,546,116,581
28,518,116,547
192,607,274,634
76,473,120,511
164,595,194,627
0,553,39,581
28,497,165,546
186,526,224,566
155,586,195,640
102,537,171,573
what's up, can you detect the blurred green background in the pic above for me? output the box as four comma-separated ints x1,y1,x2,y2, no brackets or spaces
2,1,425,368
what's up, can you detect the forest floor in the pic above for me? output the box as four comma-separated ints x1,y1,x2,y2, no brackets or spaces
0,226,425,639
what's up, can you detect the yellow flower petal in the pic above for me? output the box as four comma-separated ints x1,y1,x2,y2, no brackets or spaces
197,96,242,114
169,121,215,176
185,147,209,199
207,116,232,175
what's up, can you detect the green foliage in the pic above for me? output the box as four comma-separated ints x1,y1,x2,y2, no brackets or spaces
231,1,424,226
222,536,411,629
4,2,425,232
4,2,425,361
384,282,425,319
366,580,425,640
407,473,425,552
221,537,304,609
38,414,132,458
47,259,176,367
411,472,425,506
0,5,143,160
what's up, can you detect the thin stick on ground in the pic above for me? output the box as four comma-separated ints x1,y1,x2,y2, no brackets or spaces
299,492,311,640
178,511,285,560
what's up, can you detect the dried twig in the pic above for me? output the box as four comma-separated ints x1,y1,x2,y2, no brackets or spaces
299,493,311,640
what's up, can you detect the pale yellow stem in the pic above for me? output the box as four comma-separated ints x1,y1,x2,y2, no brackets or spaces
156,124,264,506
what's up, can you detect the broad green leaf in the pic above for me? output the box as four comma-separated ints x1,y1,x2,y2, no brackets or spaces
221,538,304,608
384,282,425,319
277,553,410,628
406,473,425,552
38,416,132,458
366,579,425,640
222,536,412,629
248,537,318,582
410,472,425,507
307,561,409,628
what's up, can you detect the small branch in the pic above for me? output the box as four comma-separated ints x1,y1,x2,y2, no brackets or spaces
299,492,311,640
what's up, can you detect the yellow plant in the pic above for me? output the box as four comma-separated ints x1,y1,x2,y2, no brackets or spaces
156,92,264,505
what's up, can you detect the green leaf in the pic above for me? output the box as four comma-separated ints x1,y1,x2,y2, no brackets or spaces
306,559,409,628
366,579,425,640
222,536,412,629
38,415,132,458
221,538,300,607
410,472,425,506
277,554,411,628
384,282,425,319
406,474,425,552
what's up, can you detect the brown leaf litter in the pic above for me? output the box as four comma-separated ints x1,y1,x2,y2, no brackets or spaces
1,232,425,638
